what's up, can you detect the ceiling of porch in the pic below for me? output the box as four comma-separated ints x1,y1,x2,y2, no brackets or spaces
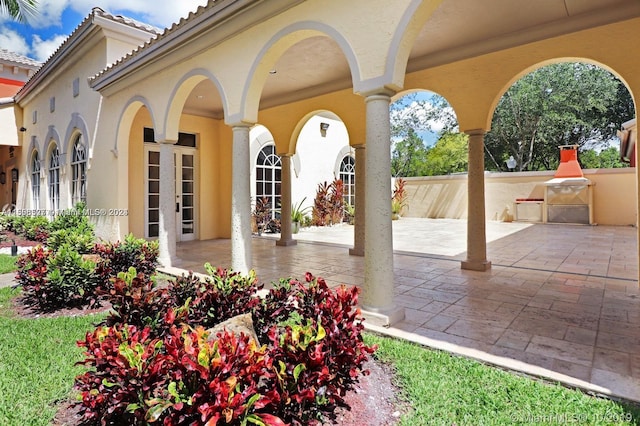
182,0,639,120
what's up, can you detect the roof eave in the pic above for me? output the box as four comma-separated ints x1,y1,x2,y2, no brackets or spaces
90,0,304,93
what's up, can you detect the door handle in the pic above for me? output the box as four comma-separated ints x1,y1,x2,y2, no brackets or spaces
176,202,180,213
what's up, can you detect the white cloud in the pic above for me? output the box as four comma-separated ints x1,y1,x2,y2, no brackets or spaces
31,34,68,62
68,0,209,28
23,0,69,29
0,27,30,56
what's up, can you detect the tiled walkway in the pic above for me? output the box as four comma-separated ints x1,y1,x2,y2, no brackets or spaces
170,219,640,403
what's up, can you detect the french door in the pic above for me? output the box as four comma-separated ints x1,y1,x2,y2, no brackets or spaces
145,146,197,241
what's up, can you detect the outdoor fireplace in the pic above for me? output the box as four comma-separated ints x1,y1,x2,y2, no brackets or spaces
543,145,594,225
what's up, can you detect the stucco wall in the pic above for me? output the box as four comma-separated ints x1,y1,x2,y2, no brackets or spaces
403,168,636,226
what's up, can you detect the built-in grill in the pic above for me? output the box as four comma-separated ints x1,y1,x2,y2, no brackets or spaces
543,145,594,225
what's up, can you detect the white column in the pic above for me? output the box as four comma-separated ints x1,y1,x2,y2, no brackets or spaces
277,154,296,246
361,92,404,326
231,125,253,273
462,129,492,271
158,140,176,267
349,144,365,256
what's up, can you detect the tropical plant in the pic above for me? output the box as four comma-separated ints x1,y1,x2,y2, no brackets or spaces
0,0,37,22
291,197,311,224
391,177,408,218
312,179,345,226
74,270,375,425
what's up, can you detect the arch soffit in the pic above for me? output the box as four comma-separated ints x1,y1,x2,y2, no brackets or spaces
376,0,445,95
236,21,360,125
486,57,637,131
165,69,227,140
288,109,345,155
115,96,157,156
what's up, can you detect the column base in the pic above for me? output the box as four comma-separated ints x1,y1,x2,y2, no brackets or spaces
349,247,364,256
158,256,180,269
276,238,297,247
360,305,405,327
461,259,492,271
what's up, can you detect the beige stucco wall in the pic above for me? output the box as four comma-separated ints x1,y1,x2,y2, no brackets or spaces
127,108,232,241
404,168,636,226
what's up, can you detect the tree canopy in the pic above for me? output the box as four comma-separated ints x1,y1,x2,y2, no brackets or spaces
485,62,635,172
0,0,37,22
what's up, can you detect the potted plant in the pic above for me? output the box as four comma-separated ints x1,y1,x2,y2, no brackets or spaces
291,198,311,234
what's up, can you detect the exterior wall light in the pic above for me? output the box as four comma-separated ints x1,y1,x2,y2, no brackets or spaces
320,122,330,137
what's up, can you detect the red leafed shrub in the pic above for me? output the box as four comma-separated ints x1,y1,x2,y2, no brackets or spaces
171,264,263,329
93,234,159,285
75,270,375,425
15,245,52,290
99,268,175,337
253,273,376,425
75,325,285,425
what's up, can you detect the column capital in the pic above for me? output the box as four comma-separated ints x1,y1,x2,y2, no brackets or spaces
351,143,366,150
464,128,488,137
229,122,254,130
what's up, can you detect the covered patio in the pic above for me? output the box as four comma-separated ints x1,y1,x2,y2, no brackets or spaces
166,219,640,403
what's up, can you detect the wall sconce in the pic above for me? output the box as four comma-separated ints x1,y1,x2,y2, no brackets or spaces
0,172,5,185
320,122,330,137
11,169,18,182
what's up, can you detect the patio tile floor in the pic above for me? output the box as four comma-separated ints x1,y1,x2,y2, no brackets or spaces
169,218,640,403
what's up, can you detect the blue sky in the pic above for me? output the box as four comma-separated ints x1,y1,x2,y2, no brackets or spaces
0,0,208,62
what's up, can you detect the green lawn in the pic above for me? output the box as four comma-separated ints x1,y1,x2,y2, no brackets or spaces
0,286,638,425
0,288,103,426
0,254,17,274
365,334,640,425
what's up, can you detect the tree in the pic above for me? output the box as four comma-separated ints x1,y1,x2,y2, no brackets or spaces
485,62,635,172
579,146,627,169
424,132,468,176
390,92,458,177
391,128,429,177
0,0,37,22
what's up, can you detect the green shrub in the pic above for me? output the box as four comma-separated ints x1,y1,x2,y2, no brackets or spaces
93,234,159,283
47,228,95,253
17,245,100,310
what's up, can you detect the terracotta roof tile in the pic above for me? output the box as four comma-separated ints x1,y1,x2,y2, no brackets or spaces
0,49,41,68
90,0,217,83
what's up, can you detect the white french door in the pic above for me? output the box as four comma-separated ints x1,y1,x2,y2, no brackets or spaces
144,146,197,241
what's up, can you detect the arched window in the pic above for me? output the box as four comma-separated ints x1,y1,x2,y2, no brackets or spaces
70,135,87,204
31,151,40,209
48,144,60,213
339,155,355,207
255,145,281,219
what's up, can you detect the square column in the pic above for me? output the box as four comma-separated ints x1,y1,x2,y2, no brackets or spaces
158,140,177,267
277,154,296,246
462,129,491,271
231,125,253,273
349,144,365,256
361,93,404,326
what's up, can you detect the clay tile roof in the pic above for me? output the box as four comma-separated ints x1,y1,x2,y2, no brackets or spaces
0,49,41,69
90,0,217,83
96,7,162,35
15,7,161,101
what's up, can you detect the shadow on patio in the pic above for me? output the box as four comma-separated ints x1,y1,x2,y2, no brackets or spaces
172,219,640,403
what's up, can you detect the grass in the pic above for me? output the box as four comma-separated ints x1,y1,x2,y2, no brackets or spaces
0,254,17,274
1,286,639,425
365,333,640,425
0,288,104,426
